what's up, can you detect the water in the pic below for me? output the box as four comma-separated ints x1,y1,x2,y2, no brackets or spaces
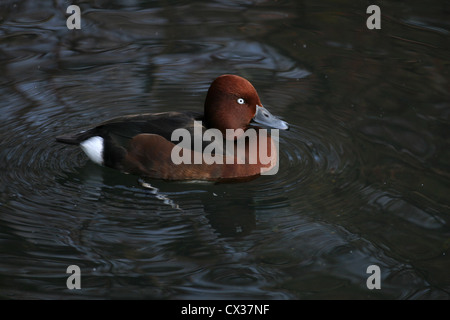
0,0,449,299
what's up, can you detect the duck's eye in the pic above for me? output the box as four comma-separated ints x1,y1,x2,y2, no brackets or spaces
237,98,245,105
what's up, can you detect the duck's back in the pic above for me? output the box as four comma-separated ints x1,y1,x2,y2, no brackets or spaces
56,111,204,168
57,111,203,145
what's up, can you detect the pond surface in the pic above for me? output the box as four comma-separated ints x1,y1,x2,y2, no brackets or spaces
0,0,449,299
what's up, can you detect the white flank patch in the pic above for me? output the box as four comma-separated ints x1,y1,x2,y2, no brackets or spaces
80,136,104,165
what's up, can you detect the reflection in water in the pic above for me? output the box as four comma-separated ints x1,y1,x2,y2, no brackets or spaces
139,179,181,210
0,1,449,299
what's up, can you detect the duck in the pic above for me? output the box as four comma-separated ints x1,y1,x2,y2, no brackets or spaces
56,74,289,181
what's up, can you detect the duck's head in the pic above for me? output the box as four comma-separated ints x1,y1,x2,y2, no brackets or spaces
204,74,289,134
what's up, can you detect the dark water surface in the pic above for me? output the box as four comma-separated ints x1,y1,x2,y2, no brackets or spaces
1,0,449,299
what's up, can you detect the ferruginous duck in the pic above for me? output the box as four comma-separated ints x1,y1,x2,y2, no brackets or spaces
56,75,289,181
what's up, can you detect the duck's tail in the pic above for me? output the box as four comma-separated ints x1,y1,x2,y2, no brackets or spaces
56,129,96,145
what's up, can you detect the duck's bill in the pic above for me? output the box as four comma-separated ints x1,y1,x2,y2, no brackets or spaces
252,105,289,130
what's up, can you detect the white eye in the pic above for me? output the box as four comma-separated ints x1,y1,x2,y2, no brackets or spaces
237,98,245,105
